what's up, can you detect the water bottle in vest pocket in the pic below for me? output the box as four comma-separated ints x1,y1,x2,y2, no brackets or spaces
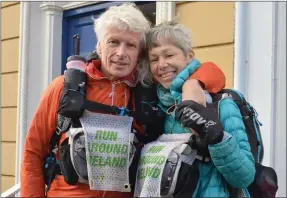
59,138,79,185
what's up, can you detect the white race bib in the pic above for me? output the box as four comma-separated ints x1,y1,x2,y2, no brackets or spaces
134,134,193,197
80,111,133,192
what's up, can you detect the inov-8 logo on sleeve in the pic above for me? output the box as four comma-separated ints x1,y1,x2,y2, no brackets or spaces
183,107,216,128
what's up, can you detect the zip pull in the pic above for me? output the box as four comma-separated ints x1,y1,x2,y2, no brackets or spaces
109,83,115,97
109,83,116,106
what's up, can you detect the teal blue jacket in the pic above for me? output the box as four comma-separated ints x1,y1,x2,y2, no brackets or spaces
157,59,255,197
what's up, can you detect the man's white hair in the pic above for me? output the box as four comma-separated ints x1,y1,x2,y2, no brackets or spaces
94,3,151,49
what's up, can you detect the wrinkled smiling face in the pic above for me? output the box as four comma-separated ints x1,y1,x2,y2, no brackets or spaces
149,39,193,88
97,27,142,80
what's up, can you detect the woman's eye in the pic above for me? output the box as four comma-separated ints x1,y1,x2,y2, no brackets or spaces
150,59,158,63
166,54,174,58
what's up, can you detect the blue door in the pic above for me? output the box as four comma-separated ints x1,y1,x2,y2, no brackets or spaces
62,2,156,74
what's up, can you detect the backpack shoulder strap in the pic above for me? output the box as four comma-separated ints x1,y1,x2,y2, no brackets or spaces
49,114,72,153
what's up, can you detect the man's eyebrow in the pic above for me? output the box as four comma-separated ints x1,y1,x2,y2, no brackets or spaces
106,36,116,40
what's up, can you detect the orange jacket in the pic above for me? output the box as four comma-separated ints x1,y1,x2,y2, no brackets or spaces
20,60,225,197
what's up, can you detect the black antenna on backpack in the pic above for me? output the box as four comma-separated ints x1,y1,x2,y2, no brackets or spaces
67,34,86,63
73,34,80,55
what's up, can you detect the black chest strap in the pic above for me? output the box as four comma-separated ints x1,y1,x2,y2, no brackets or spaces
49,88,135,153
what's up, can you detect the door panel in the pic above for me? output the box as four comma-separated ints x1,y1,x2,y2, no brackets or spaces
66,15,98,58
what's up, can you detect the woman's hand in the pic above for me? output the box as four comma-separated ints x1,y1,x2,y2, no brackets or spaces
175,100,224,145
182,79,206,107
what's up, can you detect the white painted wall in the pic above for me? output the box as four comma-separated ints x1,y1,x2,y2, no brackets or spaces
234,2,286,197
246,2,273,166
270,2,286,197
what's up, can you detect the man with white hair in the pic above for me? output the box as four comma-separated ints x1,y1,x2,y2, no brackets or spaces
20,3,225,197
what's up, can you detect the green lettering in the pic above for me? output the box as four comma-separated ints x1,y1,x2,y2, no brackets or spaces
99,143,105,153
110,131,118,141
98,156,105,167
102,131,118,141
103,131,110,140
121,144,128,154
95,130,118,141
114,144,122,154
118,158,126,167
105,144,113,154
147,145,165,153
137,167,161,179
89,156,99,166
95,130,103,140
152,168,160,178
157,156,166,164
146,167,153,177
89,156,127,168
139,156,166,165
138,168,145,179
105,156,111,166
90,143,99,152
111,157,120,167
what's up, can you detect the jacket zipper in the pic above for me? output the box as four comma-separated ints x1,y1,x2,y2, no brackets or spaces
109,83,116,106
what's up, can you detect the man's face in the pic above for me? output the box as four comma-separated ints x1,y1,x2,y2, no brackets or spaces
97,27,142,80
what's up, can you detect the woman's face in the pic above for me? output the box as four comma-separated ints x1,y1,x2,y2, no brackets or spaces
148,39,193,88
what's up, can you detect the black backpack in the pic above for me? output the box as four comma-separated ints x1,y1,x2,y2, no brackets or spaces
211,89,278,197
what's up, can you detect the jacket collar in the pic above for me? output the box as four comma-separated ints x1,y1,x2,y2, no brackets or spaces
86,60,137,87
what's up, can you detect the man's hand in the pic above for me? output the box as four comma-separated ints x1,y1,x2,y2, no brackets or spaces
175,100,224,145
182,79,206,107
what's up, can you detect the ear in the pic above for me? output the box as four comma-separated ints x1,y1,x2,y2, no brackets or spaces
97,42,102,57
187,50,195,62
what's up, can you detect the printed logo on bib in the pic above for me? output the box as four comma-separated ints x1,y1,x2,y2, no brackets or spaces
137,145,166,180
80,111,133,192
89,130,128,168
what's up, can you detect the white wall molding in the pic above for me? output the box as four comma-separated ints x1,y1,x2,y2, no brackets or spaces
270,2,286,197
234,2,249,97
234,2,286,196
234,2,273,166
40,2,63,86
40,2,63,13
156,2,175,25
15,2,31,184
61,1,98,10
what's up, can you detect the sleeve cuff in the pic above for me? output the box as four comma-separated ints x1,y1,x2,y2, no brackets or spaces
208,132,235,158
222,131,232,142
